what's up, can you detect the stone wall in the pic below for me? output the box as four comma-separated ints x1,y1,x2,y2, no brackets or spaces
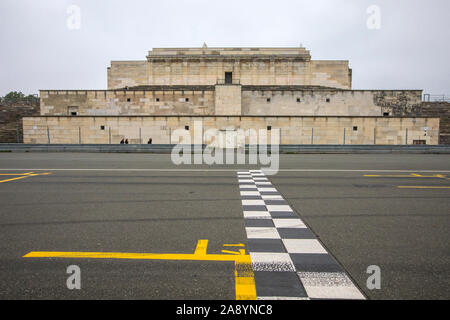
421,102,450,144
0,102,39,143
107,61,147,90
107,48,352,89
39,89,215,116
23,116,439,145
311,61,352,89
215,85,242,115
39,88,421,118
242,89,422,116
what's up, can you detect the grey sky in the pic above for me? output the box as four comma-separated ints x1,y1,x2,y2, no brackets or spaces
0,0,449,96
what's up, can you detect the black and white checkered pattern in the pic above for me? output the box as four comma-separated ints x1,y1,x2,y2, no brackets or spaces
238,170,365,300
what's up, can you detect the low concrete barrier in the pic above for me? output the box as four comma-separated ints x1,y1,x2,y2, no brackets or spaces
1,144,450,154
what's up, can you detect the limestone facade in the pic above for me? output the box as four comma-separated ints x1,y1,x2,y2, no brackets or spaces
23,116,439,145
23,47,440,145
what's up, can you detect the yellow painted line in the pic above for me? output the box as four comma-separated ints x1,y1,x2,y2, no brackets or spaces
23,251,241,261
223,243,245,247
234,255,257,300
222,250,241,255
0,176,33,183
194,239,208,256
23,240,257,300
398,186,450,189
0,172,51,183
365,174,447,178
0,173,34,176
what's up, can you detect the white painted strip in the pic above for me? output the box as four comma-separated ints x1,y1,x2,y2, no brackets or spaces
240,191,261,196
238,179,254,183
261,195,284,200
258,297,310,300
253,177,269,181
1,168,449,173
255,181,272,186
239,185,258,189
273,219,306,229
282,239,328,254
297,272,365,300
243,211,271,219
246,227,280,239
242,199,265,206
266,205,293,212
257,187,278,192
250,252,295,272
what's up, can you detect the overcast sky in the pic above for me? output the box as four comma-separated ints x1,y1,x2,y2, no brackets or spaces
0,0,449,96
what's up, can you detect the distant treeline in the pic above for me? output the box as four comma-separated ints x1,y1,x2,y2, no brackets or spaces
0,91,39,105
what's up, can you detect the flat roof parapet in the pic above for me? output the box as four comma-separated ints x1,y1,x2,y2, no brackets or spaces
146,47,311,61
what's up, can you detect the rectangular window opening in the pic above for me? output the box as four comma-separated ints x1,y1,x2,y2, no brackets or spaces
225,72,233,84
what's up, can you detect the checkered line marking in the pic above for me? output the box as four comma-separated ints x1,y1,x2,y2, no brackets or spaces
238,170,365,300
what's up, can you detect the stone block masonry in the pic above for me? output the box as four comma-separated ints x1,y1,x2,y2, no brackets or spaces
23,116,439,145
23,46,440,146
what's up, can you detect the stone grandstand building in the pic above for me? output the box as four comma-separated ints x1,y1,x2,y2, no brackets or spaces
23,46,439,145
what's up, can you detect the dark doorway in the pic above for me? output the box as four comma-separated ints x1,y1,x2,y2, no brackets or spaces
225,72,233,84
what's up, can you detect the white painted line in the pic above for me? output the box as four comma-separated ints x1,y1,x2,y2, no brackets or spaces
257,188,278,192
282,239,328,254
273,219,307,229
246,227,280,239
266,205,293,212
242,200,265,206
1,169,449,173
250,252,295,272
243,211,271,219
297,272,365,300
238,179,254,183
257,297,310,301
255,181,272,185
261,195,284,200
239,185,258,189
240,191,261,196
253,177,269,181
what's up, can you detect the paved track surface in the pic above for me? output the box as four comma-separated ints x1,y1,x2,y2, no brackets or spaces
0,153,449,299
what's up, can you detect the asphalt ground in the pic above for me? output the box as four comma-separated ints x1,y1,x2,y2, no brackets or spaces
0,153,449,299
